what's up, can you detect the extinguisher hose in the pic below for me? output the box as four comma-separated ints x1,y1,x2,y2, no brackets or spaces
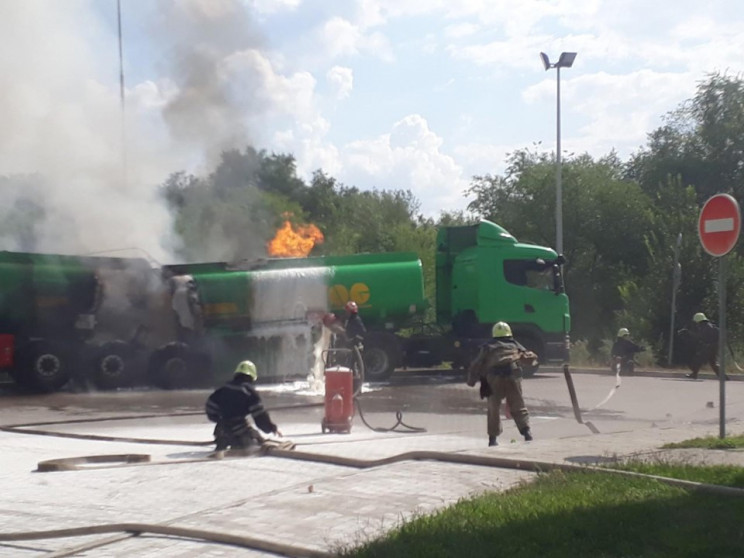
353,396,427,433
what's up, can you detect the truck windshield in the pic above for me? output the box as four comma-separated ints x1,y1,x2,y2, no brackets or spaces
503,259,564,294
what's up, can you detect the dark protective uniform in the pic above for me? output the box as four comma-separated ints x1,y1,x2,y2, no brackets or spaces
681,320,722,379
205,376,279,450
467,337,533,441
344,312,366,347
611,337,644,373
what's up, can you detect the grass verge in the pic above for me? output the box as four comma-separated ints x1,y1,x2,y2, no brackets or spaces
662,433,744,450
339,465,744,558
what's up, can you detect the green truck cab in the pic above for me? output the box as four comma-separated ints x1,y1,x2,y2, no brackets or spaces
431,220,569,374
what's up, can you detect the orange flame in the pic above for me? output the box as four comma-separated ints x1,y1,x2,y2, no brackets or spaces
267,219,324,257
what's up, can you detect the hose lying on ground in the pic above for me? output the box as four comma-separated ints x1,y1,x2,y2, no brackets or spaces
5,446,744,558
0,522,331,558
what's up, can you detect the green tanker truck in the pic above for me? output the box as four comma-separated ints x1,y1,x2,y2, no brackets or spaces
159,219,570,382
0,219,569,391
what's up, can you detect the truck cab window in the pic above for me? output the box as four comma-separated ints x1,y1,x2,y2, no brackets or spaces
503,259,558,292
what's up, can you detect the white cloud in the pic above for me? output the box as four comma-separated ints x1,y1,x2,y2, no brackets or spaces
444,22,480,39
326,66,354,99
317,16,394,61
523,69,697,159
249,0,303,16
341,115,469,215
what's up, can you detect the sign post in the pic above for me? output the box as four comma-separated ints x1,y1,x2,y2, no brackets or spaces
698,193,741,439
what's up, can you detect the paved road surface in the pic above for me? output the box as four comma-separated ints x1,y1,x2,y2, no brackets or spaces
1,369,743,557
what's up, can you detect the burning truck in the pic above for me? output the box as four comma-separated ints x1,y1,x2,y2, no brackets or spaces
0,219,570,392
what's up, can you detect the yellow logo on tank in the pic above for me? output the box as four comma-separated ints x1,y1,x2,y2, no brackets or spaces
328,282,370,308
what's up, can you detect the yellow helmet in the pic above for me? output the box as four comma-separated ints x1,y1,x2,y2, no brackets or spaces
693,312,707,323
234,360,258,381
617,328,630,338
491,321,513,338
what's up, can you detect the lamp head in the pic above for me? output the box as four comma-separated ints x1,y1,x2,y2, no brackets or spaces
539,52,551,70
557,52,577,68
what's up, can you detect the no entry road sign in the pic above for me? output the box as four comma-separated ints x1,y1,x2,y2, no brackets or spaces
698,194,741,257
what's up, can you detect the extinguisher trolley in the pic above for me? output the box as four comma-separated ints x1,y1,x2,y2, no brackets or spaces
322,365,354,433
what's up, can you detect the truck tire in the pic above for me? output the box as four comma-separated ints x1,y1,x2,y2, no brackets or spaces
362,332,401,381
18,340,73,393
89,341,135,390
149,344,211,389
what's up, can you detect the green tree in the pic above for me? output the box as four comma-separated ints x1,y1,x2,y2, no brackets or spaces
627,72,744,204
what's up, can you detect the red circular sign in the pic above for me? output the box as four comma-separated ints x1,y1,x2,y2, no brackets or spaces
698,194,741,256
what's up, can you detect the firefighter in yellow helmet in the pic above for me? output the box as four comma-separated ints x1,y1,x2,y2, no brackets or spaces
205,360,282,452
466,322,537,446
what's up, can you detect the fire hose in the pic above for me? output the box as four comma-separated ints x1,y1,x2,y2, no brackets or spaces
2,446,743,557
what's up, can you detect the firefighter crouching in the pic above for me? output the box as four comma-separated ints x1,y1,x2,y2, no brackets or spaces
205,360,283,454
467,322,536,447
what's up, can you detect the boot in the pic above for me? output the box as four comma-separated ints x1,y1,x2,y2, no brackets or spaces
488,436,498,447
686,372,698,379
523,429,533,442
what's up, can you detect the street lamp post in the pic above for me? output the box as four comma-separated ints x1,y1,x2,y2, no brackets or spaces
540,52,577,256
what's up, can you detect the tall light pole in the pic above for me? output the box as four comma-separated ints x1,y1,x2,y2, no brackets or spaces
117,0,127,184
540,51,577,256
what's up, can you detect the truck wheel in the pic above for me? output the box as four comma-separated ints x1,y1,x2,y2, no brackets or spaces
362,332,400,381
149,344,211,389
18,341,73,393
90,341,134,390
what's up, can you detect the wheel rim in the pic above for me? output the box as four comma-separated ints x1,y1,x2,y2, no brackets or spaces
364,348,389,378
35,354,61,378
101,355,125,378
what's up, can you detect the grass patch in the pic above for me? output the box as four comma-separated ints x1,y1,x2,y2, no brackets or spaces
339,468,744,558
612,460,744,488
662,433,744,450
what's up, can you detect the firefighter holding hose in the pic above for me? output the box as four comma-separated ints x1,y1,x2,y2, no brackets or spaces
323,302,366,362
205,360,283,454
467,322,536,447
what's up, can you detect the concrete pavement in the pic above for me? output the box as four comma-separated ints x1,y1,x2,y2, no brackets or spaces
1,409,743,557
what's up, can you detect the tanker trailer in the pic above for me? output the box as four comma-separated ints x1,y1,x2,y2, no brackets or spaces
153,252,428,385
0,251,157,392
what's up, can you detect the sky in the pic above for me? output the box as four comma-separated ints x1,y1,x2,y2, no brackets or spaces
2,0,744,257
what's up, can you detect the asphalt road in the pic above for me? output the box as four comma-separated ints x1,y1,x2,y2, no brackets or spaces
2,366,742,441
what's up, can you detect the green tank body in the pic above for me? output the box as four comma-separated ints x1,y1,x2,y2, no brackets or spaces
170,252,428,331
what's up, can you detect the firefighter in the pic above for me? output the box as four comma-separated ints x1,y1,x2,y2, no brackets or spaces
466,321,536,446
611,328,645,374
343,301,366,349
205,360,282,453
679,313,727,380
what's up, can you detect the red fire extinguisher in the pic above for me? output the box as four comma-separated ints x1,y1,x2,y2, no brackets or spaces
322,366,354,433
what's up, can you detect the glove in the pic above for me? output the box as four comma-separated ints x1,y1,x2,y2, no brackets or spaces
479,379,492,400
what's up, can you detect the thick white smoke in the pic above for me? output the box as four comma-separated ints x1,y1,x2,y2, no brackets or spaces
0,0,265,261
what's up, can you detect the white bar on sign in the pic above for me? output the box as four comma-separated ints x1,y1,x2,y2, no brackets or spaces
704,218,734,233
